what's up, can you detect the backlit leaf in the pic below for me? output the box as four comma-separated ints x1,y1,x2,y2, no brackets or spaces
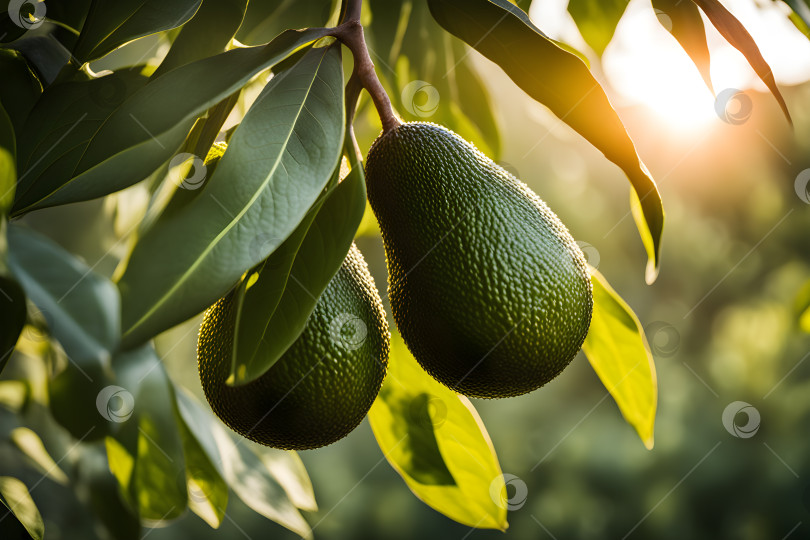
692,0,791,123
0,476,44,540
427,0,664,282
369,331,507,530
582,270,657,449
652,0,714,92
567,0,629,56
796,279,810,333
10,427,69,485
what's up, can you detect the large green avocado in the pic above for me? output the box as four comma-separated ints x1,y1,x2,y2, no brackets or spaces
198,245,390,450
365,122,592,399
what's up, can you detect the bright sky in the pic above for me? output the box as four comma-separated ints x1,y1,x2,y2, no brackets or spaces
529,0,810,132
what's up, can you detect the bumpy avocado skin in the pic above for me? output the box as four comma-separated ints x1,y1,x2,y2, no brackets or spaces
198,245,390,450
365,122,592,399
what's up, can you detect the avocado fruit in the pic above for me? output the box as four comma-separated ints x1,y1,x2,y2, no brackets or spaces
365,122,592,399
198,244,389,450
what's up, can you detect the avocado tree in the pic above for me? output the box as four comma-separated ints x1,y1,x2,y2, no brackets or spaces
0,0,802,538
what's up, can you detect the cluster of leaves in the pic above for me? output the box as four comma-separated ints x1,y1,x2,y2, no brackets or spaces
0,0,800,537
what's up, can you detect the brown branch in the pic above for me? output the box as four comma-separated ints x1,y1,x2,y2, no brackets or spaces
330,14,400,133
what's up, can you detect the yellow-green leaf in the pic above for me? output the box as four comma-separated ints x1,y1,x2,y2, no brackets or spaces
369,332,507,530
796,279,810,333
583,270,657,449
0,476,44,540
10,428,69,486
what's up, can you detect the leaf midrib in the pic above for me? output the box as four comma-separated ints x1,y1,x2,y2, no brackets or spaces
123,48,332,339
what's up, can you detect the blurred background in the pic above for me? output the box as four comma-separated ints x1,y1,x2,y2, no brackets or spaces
3,0,810,538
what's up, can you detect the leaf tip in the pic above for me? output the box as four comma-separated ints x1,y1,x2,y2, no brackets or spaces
645,260,659,285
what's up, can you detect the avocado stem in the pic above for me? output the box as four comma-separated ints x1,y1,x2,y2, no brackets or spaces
330,13,401,134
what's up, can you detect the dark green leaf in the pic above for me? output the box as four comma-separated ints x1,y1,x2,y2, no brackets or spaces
236,0,334,46
13,68,149,212
0,48,42,139
7,224,120,364
48,358,114,441
0,272,25,375
369,331,507,530
151,0,249,79
692,0,791,123
427,0,664,282
176,389,311,536
77,446,141,540
9,36,72,84
118,44,344,348
0,476,44,540
111,345,187,521
652,0,713,93
567,0,629,56
0,14,29,44
231,159,366,385
582,270,657,448
73,0,203,63
11,27,329,215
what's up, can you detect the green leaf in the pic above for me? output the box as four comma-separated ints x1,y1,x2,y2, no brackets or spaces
13,68,149,212
0,476,44,540
174,388,228,528
427,0,664,282
112,346,188,521
236,0,335,46
151,0,249,79
77,446,141,540
72,0,203,63
231,159,366,385
118,44,345,348
11,27,328,215
212,423,312,538
582,270,657,449
0,48,42,139
0,101,14,208
567,0,629,56
796,279,810,332
652,0,713,93
692,0,791,123
10,427,69,485
368,0,502,158
369,331,507,530
451,40,501,157
7,224,120,364
176,389,312,537
252,445,317,512
784,0,810,39
0,110,26,374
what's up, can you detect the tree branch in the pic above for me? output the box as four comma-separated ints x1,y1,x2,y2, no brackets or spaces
331,3,400,134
